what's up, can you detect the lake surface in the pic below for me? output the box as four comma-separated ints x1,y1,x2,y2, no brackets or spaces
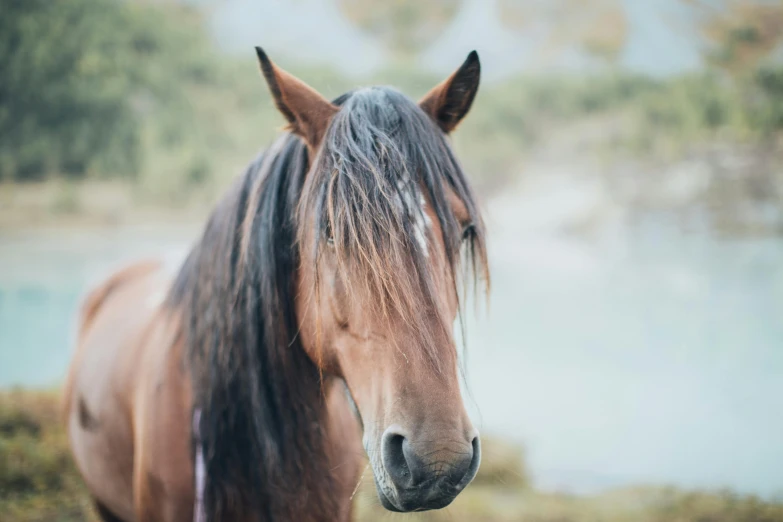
1,216,782,498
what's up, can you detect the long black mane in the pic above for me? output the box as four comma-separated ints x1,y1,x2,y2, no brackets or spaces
168,87,488,521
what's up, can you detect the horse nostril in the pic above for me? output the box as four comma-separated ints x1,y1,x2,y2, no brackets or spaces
381,429,414,488
457,435,481,488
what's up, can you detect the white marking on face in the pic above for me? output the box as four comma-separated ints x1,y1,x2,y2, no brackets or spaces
394,175,432,257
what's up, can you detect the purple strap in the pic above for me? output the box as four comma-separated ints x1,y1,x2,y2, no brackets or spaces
193,409,206,522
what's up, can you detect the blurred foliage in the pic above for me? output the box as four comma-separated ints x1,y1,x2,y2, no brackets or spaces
499,0,629,65
338,0,462,61
356,484,783,522
2,388,783,522
1,0,783,232
684,0,783,77
453,67,783,193
0,0,226,182
0,389,95,521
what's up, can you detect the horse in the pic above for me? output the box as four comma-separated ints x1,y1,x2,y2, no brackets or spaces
62,47,489,522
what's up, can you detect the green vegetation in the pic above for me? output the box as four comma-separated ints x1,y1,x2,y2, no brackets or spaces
1,0,783,231
2,389,782,522
0,389,93,521
1,0,215,181
498,0,629,66
338,0,463,60
686,0,783,77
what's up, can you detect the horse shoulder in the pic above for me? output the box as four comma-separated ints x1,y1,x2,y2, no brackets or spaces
64,259,169,521
62,259,163,420
132,308,195,522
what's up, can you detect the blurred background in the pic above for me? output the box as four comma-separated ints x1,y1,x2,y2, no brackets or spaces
2,0,783,520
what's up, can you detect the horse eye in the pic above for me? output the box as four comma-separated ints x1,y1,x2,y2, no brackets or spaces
324,222,335,246
461,223,474,242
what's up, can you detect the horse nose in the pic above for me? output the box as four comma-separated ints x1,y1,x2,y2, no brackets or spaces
381,427,481,509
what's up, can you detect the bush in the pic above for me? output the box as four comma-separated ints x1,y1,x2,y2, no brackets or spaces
3,0,783,226
0,0,220,182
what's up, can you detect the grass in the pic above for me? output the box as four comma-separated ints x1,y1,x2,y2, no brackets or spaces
0,389,94,522
1,389,782,521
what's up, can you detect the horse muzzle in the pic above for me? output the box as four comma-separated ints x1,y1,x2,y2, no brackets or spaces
374,426,481,512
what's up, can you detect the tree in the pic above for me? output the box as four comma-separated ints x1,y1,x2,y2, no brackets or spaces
498,0,628,66
338,0,463,62
682,0,783,76
0,0,216,181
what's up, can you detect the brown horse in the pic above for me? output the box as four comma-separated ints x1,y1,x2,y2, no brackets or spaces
63,47,489,522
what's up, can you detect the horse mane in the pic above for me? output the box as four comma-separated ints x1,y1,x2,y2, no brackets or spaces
168,86,488,521
169,133,331,521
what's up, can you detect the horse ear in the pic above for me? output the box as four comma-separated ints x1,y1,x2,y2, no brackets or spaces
419,51,481,134
255,47,338,149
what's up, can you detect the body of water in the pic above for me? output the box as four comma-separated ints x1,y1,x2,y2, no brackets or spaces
1,216,781,497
